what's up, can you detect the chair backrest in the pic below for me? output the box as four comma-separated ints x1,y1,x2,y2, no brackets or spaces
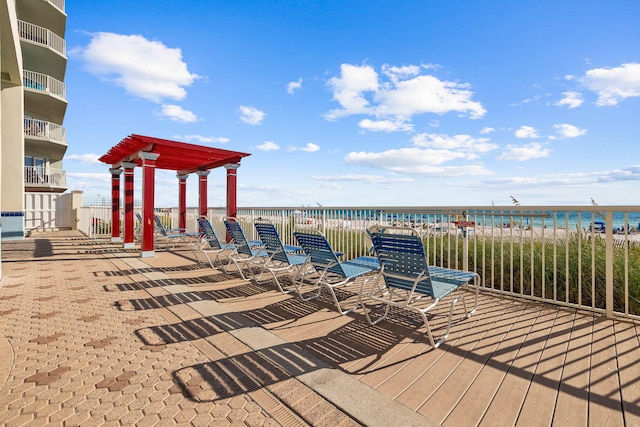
224,217,253,256
153,214,169,236
254,219,288,263
293,230,346,277
197,216,224,250
369,227,434,297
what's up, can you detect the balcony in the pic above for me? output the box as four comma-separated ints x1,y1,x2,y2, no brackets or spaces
24,117,67,160
44,0,65,13
18,20,66,81
24,165,66,192
17,20,65,56
24,117,65,142
23,69,67,123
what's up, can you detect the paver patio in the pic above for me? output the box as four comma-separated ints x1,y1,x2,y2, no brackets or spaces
1,231,639,426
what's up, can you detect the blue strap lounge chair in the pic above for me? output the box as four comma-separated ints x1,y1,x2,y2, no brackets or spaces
293,229,380,315
193,216,237,270
223,217,269,280
253,219,308,293
153,214,201,249
363,226,479,348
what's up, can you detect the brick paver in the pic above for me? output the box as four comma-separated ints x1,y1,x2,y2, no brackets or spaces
0,231,359,426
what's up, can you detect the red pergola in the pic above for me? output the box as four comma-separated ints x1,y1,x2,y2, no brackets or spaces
99,134,251,257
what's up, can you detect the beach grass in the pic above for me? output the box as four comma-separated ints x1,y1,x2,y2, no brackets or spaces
423,232,640,316
319,226,640,317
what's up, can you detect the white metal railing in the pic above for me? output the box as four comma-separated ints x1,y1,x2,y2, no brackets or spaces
17,20,66,57
23,70,66,100
24,117,66,144
24,166,66,187
83,205,640,321
45,0,65,13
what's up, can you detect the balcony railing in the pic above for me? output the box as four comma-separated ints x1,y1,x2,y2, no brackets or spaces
46,0,65,13
23,69,66,100
24,117,66,144
24,166,66,187
17,20,66,57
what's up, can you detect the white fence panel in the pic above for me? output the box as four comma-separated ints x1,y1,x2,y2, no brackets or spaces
24,192,72,231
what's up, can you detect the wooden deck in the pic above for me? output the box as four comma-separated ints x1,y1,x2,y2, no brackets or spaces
145,248,640,427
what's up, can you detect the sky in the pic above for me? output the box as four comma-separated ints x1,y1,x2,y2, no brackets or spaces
61,0,640,208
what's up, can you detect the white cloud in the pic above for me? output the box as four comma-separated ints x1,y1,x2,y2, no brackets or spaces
78,32,198,103
157,104,197,123
377,75,486,119
288,143,320,152
311,174,414,184
412,133,498,154
515,125,540,139
554,123,587,138
256,141,279,151
326,64,379,119
579,63,640,106
239,105,266,125
325,63,485,126
345,147,492,175
174,134,230,144
555,91,584,108
480,127,495,134
497,143,550,161
381,64,421,82
477,165,640,189
66,153,102,164
287,78,303,94
300,143,320,152
358,119,414,132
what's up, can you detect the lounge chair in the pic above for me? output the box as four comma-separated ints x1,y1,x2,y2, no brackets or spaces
363,226,479,348
292,229,380,315
134,212,145,239
193,216,237,270
153,214,201,249
223,217,269,280
253,219,308,293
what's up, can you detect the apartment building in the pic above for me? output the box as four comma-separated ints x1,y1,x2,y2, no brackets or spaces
0,0,68,240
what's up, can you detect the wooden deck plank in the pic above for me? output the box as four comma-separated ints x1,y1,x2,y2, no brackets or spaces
442,303,544,426
588,318,625,426
551,313,593,426
419,300,532,424
477,306,559,427
371,294,505,399
344,296,461,380
395,297,517,411
513,309,576,426
156,247,639,427
613,320,640,426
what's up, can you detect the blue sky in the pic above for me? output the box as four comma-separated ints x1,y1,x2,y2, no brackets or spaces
62,0,640,208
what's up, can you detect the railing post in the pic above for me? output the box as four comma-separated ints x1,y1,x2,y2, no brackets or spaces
605,210,614,318
462,211,469,272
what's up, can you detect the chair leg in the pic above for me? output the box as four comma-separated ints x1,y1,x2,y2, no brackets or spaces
466,276,480,317
416,310,438,348
325,284,359,315
362,300,391,326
